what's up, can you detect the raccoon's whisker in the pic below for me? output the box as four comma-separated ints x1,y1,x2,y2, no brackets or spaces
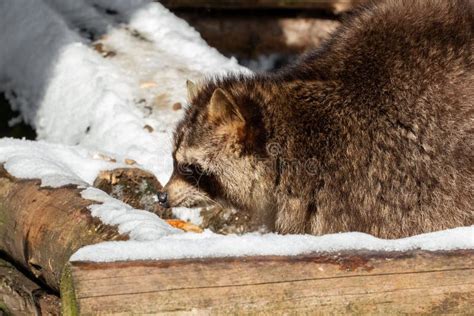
190,190,211,202
172,196,185,206
191,189,224,209
195,172,205,187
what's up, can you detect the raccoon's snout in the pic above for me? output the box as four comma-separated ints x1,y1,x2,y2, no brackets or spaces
157,191,169,208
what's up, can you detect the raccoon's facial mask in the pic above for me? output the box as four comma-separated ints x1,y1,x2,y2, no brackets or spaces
164,86,247,208
165,151,229,209
162,166,217,208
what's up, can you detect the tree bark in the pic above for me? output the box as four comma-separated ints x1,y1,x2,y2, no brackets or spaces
93,168,172,219
0,165,128,292
0,258,60,315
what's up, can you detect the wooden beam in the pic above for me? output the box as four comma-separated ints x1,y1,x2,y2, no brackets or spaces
93,168,172,219
64,250,474,314
177,13,341,58
160,0,366,13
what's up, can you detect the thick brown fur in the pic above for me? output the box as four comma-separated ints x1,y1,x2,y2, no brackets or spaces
165,0,473,238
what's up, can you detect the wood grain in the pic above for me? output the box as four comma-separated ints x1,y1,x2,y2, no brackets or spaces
161,0,366,13
178,13,341,58
65,250,474,315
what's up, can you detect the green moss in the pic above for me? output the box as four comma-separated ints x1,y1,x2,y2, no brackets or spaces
0,258,14,269
0,301,12,316
60,264,79,316
0,203,6,228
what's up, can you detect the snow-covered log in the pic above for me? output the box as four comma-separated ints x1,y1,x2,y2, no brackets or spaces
62,250,474,314
93,167,170,218
0,165,128,291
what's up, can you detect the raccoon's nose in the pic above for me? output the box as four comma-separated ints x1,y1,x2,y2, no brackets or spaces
157,192,168,207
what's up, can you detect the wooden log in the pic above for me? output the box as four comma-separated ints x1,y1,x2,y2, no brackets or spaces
0,165,128,292
178,13,341,58
93,167,172,219
0,258,60,315
161,0,366,13
63,250,473,314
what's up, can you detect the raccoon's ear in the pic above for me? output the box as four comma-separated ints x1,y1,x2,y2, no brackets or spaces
208,88,245,123
186,80,199,100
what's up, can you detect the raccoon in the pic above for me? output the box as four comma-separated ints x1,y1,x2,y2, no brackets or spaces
159,0,473,238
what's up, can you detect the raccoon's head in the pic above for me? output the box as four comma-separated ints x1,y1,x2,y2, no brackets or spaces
160,79,271,211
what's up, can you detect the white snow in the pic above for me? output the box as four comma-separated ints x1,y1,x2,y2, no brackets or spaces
0,0,472,264
81,187,180,240
71,226,474,262
0,138,118,188
172,207,203,226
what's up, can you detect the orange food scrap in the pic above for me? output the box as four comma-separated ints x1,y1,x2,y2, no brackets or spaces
166,219,203,233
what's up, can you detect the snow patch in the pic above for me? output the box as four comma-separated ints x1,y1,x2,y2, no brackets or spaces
81,187,180,240
172,207,203,226
0,138,120,188
71,226,474,262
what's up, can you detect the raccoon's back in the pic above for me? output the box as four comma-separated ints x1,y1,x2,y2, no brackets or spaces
297,0,473,93
287,0,474,237
331,0,474,180
293,0,474,157
284,0,473,126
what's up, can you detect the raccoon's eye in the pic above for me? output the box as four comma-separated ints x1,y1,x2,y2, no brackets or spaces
178,163,205,178
177,162,192,175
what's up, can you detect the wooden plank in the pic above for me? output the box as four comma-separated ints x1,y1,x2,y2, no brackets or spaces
160,0,365,13
65,250,474,314
177,13,341,58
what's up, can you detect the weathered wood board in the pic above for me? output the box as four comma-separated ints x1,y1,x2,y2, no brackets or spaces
178,13,341,58
161,0,365,13
63,249,474,315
